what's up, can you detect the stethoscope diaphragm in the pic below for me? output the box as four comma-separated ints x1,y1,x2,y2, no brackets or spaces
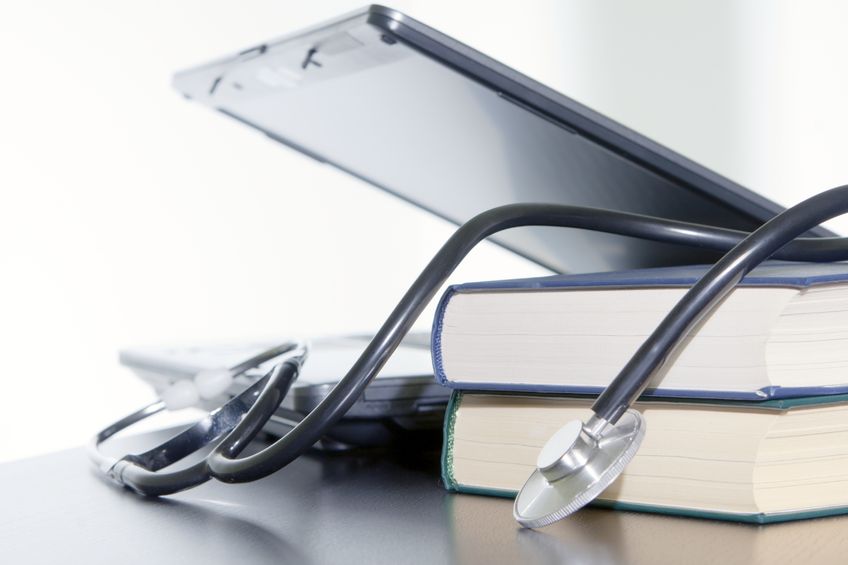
514,410,645,528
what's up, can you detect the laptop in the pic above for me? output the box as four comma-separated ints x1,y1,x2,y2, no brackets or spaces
121,334,442,447
124,5,833,444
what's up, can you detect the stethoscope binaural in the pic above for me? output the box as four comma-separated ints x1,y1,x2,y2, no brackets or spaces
91,184,848,527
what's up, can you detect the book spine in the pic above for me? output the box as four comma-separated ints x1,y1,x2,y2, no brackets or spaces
440,390,462,491
431,285,458,387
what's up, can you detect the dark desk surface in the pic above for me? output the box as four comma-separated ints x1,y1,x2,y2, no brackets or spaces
2,429,847,565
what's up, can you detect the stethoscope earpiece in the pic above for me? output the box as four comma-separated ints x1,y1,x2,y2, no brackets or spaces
160,379,200,410
158,368,236,411
514,410,645,528
194,368,236,399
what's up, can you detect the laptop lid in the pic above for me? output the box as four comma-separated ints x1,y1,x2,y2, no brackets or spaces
172,5,833,274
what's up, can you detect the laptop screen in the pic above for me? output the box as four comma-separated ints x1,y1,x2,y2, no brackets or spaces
173,9,814,273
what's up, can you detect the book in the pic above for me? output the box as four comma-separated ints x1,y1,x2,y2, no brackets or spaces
432,262,848,400
442,391,848,523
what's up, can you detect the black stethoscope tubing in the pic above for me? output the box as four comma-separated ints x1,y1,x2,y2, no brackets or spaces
93,184,848,495
89,343,304,495
206,184,848,483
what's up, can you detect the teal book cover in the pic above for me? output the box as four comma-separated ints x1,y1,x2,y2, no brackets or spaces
441,390,848,524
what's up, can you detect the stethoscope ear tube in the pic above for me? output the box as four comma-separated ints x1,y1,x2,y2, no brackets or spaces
206,360,303,483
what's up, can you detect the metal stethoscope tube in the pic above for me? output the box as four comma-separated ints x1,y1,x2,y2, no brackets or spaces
89,342,307,496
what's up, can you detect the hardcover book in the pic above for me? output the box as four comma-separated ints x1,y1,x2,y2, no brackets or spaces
442,391,848,523
432,262,848,400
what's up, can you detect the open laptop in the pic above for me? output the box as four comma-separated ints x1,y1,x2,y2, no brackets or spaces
124,5,834,444
121,334,442,447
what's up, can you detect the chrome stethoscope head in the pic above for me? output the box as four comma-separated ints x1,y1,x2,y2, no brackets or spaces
514,410,645,528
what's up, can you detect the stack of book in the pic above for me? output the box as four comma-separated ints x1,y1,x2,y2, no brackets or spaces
431,262,848,523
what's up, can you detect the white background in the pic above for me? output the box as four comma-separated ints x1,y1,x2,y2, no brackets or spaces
1,0,847,462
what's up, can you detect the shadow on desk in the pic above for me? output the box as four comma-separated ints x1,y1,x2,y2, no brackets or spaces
2,428,847,564
446,493,848,564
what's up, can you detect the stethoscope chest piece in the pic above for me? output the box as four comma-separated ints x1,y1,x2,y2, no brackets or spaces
513,410,645,528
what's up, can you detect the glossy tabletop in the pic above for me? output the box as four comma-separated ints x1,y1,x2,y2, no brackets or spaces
2,428,846,564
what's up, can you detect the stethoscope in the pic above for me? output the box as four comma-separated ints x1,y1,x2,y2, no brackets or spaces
91,184,848,527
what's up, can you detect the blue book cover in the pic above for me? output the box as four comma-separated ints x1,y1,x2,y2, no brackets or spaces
432,262,848,401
